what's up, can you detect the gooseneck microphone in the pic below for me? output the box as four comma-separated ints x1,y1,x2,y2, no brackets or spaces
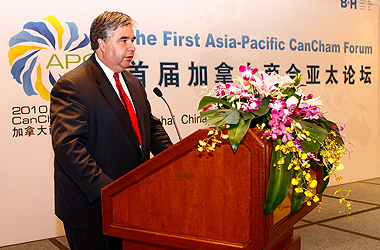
153,87,182,141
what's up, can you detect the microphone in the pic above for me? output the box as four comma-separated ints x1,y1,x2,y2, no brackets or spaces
153,87,163,98
153,87,182,141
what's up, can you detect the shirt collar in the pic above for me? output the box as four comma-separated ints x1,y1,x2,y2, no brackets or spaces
94,53,118,84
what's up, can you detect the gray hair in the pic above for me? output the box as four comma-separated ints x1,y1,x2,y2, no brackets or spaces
90,11,137,50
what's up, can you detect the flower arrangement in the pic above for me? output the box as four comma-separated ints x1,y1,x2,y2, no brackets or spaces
197,65,351,215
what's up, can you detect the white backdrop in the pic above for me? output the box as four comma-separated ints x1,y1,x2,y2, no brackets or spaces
0,0,378,246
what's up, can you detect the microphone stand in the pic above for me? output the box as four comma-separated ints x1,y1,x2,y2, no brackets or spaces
153,87,182,141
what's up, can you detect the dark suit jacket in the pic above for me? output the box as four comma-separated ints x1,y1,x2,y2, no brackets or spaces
50,53,172,233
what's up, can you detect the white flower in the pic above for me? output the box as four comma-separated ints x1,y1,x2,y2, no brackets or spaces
295,87,303,97
286,96,299,108
278,74,295,87
252,72,279,97
301,96,324,107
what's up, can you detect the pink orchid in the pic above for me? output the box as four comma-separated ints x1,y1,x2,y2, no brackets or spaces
280,124,293,142
215,83,227,97
237,65,258,90
235,76,252,90
301,103,323,120
269,99,286,111
240,97,261,112
226,84,241,95
239,65,258,81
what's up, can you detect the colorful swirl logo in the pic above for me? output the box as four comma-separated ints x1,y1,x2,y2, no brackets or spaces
8,15,90,101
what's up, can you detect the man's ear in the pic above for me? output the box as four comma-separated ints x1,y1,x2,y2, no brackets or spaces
98,38,105,51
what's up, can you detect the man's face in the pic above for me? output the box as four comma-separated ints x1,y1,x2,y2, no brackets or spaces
98,25,136,73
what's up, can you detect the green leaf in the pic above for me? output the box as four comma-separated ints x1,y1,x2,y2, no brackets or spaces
264,139,294,215
222,109,240,124
205,113,228,127
309,157,319,173
228,117,252,152
252,97,271,117
295,118,328,153
197,96,231,110
206,109,240,127
290,187,305,215
240,110,255,121
200,108,228,119
294,73,302,87
282,88,297,98
318,163,331,195
318,117,344,145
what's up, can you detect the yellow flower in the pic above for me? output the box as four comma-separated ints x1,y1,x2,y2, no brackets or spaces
309,180,318,188
334,188,342,196
334,175,342,181
287,163,293,170
304,173,311,181
282,148,290,154
302,161,310,168
346,189,351,197
221,134,229,139
323,175,331,181
256,123,266,130
207,130,215,136
291,178,299,185
336,163,344,171
346,201,352,209
304,190,313,197
287,140,294,148
328,158,336,164
307,201,312,206
277,157,285,165
301,153,307,160
313,196,320,203
295,187,303,193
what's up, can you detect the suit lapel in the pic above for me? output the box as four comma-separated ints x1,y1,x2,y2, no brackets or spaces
88,55,141,152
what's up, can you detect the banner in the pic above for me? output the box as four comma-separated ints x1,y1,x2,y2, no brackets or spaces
0,0,378,246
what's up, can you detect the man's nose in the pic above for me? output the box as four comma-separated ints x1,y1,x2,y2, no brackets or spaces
129,42,136,51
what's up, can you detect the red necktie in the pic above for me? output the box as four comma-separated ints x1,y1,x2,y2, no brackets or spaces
113,73,142,149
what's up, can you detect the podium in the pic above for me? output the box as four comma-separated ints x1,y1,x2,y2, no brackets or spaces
102,128,317,249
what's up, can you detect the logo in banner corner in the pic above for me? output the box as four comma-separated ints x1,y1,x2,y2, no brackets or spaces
341,0,373,11
8,15,91,101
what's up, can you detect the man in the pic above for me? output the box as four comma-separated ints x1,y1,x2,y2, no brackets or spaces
50,11,173,250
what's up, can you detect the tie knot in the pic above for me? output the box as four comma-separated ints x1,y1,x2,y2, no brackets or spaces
113,73,120,82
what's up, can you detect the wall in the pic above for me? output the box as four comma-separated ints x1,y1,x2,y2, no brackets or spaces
0,0,378,246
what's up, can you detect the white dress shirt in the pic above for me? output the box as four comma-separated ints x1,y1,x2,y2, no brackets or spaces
94,53,136,111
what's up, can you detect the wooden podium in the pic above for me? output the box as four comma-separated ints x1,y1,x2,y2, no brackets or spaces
102,128,316,249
